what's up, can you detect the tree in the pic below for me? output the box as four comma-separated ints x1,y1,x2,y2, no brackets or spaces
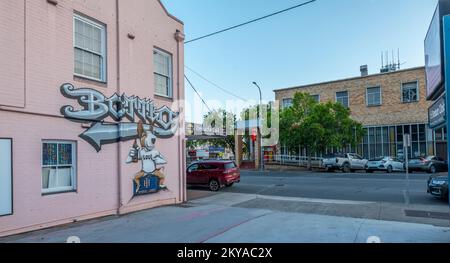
280,92,365,169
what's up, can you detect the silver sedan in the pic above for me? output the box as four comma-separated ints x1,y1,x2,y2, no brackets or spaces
365,157,405,173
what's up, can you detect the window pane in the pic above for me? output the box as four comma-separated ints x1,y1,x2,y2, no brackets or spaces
367,87,381,106
155,74,169,96
42,167,55,189
58,144,73,165
402,82,418,102
43,143,58,166
57,168,73,188
336,91,349,108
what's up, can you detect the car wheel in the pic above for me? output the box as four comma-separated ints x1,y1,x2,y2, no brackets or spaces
387,166,393,174
429,165,437,174
342,163,351,173
209,179,220,192
225,183,234,187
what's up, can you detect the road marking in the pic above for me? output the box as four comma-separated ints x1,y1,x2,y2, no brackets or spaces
255,194,376,205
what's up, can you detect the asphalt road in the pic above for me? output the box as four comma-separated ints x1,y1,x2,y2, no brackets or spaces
189,170,449,206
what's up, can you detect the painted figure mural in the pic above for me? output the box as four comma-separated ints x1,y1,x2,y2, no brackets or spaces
127,121,169,195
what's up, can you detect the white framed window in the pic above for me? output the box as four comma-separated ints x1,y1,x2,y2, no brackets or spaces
311,94,320,103
153,48,173,98
74,14,107,82
0,138,12,216
402,81,419,103
366,86,382,106
336,91,349,108
42,141,77,195
282,98,293,109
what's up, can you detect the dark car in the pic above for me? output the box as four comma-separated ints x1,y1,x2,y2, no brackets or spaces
427,175,449,200
187,160,240,191
407,156,448,174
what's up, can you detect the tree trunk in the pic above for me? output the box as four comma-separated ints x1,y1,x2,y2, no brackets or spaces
307,147,312,171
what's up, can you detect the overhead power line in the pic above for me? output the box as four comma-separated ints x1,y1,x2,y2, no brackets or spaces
184,0,317,44
185,74,212,112
185,65,248,102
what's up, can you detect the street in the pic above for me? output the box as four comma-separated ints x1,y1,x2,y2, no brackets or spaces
199,170,449,206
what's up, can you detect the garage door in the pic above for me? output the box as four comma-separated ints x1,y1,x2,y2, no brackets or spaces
0,139,12,216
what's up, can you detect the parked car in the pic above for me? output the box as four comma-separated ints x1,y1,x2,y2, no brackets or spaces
427,175,449,200
407,156,448,174
186,160,240,191
365,157,404,173
322,153,368,173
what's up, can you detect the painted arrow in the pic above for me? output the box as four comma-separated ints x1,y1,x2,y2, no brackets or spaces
80,121,179,152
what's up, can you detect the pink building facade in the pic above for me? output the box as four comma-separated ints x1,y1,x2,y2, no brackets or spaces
0,0,186,237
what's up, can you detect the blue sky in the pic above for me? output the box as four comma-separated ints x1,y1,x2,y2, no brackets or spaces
161,0,438,123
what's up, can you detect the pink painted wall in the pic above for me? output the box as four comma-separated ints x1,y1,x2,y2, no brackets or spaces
0,0,185,236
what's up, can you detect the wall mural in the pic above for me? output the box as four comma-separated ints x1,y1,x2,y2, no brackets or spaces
60,83,179,195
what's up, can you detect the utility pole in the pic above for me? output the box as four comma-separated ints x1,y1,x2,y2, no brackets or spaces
252,82,264,172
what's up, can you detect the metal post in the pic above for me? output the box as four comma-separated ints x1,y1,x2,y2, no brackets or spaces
253,82,264,172
444,15,450,206
404,134,411,205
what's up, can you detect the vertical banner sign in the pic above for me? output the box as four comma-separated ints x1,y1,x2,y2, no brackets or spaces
0,139,12,216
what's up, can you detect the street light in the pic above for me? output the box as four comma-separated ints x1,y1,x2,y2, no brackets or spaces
252,82,264,172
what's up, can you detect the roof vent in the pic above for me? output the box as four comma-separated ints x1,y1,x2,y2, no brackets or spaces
360,65,368,77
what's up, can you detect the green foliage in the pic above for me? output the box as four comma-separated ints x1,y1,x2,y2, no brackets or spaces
280,92,365,155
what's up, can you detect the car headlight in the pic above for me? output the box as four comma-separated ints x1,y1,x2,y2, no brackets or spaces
432,180,448,185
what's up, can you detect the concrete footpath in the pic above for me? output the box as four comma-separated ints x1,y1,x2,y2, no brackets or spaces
1,191,450,243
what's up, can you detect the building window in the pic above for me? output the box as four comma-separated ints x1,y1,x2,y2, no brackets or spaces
0,139,12,216
282,98,293,109
336,91,349,108
311,94,320,103
366,87,382,106
153,49,173,98
402,81,419,103
42,141,77,194
74,14,106,82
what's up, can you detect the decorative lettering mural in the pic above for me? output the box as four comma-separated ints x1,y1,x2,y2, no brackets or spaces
60,83,179,195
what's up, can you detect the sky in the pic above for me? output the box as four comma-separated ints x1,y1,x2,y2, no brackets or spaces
161,0,439,123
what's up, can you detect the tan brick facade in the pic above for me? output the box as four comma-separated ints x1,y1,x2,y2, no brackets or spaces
274,67,430,127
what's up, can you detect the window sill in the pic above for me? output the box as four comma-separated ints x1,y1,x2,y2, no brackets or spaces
367,104,382,108
155,94,174,102
74,75,107,87
402,101,419,104
42,189,77,196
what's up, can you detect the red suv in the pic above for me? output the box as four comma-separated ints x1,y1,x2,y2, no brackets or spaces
187,160,240,191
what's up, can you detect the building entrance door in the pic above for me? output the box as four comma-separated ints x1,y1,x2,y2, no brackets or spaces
436,142,448,161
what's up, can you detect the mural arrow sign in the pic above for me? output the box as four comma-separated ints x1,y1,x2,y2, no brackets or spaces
80,122,179,152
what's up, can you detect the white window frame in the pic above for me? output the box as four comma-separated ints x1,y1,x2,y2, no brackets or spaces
41,141,77,195
282,98,293,109
0,138,13,216
366,86,382,107
311,94,321,103
336,91,349,108
401,81,419,103
153,48,173,98
73,14,107,82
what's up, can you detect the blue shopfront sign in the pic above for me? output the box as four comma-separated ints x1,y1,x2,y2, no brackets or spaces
429,95,446,129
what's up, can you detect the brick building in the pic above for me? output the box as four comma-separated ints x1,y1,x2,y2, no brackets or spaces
0,0,185,237
274,66,447,160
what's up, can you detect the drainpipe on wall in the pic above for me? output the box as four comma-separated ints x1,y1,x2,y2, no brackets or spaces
175,30,186,202
115,0,123,215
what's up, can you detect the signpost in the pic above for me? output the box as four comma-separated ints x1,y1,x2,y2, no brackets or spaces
403,134,411,205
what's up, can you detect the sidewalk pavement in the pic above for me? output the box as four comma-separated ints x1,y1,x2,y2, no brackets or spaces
1,191,450,243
